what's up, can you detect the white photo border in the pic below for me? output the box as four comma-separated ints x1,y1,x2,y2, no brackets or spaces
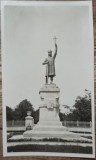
1,0,95,158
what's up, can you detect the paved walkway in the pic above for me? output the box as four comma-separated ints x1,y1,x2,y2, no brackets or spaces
7,141,92,147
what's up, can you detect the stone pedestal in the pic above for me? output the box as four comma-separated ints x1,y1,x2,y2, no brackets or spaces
25,111,34,130
24,83,66,138
39,83,60,122
23,83,80,139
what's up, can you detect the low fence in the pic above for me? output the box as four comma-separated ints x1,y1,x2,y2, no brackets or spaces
7,120,25,127
62,121,92,128
7,120,92,128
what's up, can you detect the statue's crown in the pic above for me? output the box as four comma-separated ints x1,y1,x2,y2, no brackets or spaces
48,50,52,53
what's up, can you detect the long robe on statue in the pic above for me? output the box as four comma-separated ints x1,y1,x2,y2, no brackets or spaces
44,57,55,77
43,51,57,78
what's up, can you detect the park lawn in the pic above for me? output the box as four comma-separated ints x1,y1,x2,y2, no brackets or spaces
7,144,92,154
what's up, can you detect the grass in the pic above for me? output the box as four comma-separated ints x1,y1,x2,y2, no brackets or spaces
7,144,92,154
8,131,24,135
72,131,91,134
81,136,92,139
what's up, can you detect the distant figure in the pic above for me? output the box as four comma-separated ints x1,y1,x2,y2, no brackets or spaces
42,42,58,84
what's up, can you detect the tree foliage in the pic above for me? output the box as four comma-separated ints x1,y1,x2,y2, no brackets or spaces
59,112,74,121
6,99,39,122
32,109,39,124
14,99,34,120
71,90,91,121
6,106,14,121
59,90,92,122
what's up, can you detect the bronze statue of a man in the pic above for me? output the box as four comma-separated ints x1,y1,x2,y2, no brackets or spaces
42,43,58,84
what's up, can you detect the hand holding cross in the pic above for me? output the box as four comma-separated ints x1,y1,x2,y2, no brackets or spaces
53,36,58,49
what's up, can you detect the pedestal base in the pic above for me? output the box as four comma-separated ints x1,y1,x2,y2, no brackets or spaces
23,83,80,139
23,128,80,139
23,108,80,139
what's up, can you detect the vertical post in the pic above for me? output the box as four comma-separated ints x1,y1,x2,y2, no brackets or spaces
90,121,92,128
77,120,79,127
64,120,66,127
12,120,14,127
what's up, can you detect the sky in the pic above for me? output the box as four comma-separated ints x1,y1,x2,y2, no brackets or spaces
2,2,94,112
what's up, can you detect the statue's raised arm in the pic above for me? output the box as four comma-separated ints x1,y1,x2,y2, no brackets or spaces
53,43,58,59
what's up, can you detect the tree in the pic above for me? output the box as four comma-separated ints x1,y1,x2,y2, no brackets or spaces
72,90,91,121
59,105,74,121
14,99,34,120
6,106,14,121
59,112,75,121
59,112,64,121
32,109,39,124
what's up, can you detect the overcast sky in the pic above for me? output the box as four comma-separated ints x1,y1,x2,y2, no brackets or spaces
2,2,94,111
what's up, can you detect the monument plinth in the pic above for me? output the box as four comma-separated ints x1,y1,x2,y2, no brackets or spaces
23,83,69,138
39,83,60,122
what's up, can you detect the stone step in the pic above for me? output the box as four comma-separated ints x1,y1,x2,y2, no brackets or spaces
33,125,67,131
38,121,62,126
23,130,80,139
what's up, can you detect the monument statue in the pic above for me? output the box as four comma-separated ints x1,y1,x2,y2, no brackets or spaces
24,37,81,141
42,37,58,84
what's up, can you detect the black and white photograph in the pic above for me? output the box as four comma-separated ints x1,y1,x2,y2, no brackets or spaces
1,1,95,158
